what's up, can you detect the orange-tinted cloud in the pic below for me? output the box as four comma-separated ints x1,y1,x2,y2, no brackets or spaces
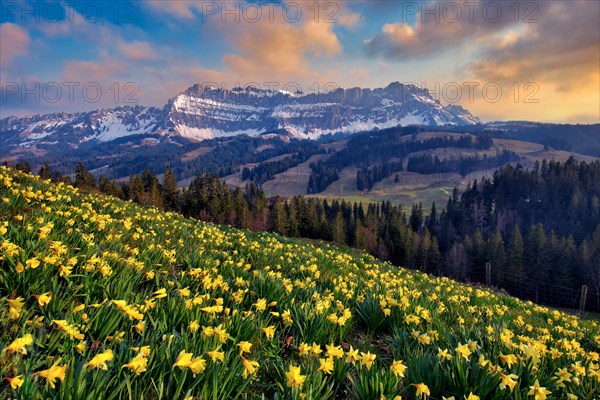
62,59,128,82
143,0,203,19
0,23,29,68
364,1,599,123
364,0,521,59
118,41,158,61
213,1,348,86
464,1,599,123
469,1,599,92
142,0,354,86
136,63,226,105
221,18,340,82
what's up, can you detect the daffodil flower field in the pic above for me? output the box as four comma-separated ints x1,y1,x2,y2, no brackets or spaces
1,166,599,400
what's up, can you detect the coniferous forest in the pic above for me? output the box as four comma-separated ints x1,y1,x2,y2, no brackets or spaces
307,128,492,193
21,157,600,312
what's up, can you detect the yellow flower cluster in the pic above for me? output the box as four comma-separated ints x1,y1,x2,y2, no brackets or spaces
1,165,598,399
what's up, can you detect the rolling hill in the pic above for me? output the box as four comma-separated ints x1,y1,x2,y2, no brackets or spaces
1,166,599,399
226,131,598,208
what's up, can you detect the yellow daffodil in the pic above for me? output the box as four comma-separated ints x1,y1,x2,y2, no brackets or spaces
174,351,194,369
499,353,517,369
438,348,452,361
75,341,86,355
391,360,407,377
298,342,311,356
361,351,376,370
7,297,25,311
4,334,33,355
26,258,40,269
7,375,24,389
414,383,430,398
456,343,472,360
123,353,148,375
133,320,145,334
206,350,224,362
317,357,334,374
285,365,306,388
34,292,52,307
187,356,206,377
37,362,66,388
498,372,518,391
53,320,85,340
72,304,85,313
237,341,252,356
311,342,322,356
346,346,360,364
253,298,267,311
281,310,293,327
242,358,259,378
527,379,551,400
189,320,200,333
85,349,114,370
262,326,276,340
325,344,344,359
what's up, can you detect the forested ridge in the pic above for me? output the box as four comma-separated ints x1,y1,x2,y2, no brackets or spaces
15,157,600,311
29,134,321,182
405,150,519,177
307,127,493,193
242,141,324,185
430,122,600,157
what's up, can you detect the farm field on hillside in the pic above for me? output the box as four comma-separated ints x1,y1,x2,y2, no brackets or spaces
0,166,599,399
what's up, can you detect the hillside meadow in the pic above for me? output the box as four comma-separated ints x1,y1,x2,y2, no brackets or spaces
0,166,598,399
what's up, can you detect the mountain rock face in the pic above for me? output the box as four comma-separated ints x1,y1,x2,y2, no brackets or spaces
0,82,479,150
166,82,479,140
0,106,164,149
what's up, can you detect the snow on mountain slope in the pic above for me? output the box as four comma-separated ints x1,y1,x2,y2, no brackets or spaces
0,106,163,149
164,82,479,140
0,82,480,150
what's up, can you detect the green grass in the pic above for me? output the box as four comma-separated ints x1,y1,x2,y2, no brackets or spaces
1,166,599,399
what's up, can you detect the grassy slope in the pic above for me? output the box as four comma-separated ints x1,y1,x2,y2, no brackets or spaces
0,166,599,399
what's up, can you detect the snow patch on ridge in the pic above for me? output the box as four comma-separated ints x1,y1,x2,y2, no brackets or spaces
174,124,262,141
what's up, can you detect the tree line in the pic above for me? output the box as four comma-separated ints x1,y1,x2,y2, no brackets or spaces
406,150,519,177
308,127,493,193
241,142,324,185
356,161,404,191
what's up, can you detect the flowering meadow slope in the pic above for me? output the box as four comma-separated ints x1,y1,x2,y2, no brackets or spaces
0,166,599,400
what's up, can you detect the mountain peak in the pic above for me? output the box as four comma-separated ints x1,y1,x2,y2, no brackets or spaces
1,81,480,145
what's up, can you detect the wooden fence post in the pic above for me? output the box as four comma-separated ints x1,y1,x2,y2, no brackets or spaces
485,262,491,286
579,285,588,315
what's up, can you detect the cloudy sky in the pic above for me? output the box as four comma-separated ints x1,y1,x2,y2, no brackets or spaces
1,0,599,123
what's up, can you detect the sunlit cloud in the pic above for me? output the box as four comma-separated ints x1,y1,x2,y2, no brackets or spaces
0,23,29,69
0,0,597,123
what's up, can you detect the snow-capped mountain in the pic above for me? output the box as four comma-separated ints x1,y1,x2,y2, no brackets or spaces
0,106,164,149
165,82,479,140
0,82,479,150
